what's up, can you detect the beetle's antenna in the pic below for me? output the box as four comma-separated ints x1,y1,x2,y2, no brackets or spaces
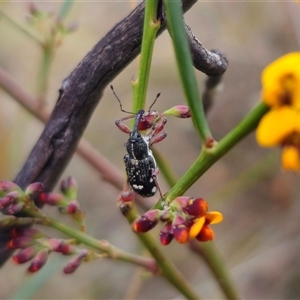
148,92,161,112
110,84,134,114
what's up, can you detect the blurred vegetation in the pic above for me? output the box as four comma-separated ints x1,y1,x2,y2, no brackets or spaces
0,1,300,299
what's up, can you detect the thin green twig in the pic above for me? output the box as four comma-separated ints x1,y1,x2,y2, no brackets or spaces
190,241,240,300
163,0,212,143
59,0,74,20
164,102,269,204
131,0,160,113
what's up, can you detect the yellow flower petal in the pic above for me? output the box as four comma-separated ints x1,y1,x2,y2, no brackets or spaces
281,146,300,171
294,114,300,132
205,211,223,224
262,52,300,107
189,216,205,239
256,107,297,146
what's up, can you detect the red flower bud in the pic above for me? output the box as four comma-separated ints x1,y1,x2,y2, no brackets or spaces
163,105,191,118
138,114,157,131
48,239,74,255
10,227,43,239
132,210,161,233
28,249,48,272
67,200,80,214
172,215,189,244
9,236,35,249
195,225,214,242
118,190,135,203
37,192,65,206
173,225,189,244
182,198,208,217
63,249,88,274
159,222,173,246
13,247,37,264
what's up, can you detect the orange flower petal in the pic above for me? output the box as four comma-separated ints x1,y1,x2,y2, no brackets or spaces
205,211,223,224
196,225,214,242
281,146,300,171
256,107,297,146
189,216,205,239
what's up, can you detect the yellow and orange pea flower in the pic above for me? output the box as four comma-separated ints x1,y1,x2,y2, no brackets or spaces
256,52,300,171
189,211,223,242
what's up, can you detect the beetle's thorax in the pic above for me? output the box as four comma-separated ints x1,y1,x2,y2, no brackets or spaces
126,130,150,160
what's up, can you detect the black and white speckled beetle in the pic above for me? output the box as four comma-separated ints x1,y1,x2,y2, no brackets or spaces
111,85,167,199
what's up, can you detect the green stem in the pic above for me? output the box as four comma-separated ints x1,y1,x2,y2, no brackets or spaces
163,0,211,142
59,0,74,20
131,0,160,112
152,148,178,188
37,43,53,102
190,241,240,300
164,102,269,204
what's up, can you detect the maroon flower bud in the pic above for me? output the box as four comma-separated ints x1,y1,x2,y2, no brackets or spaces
28,249,48,272
9,236,35,249
159,222,174,246
0,194,16,209
10,227,44,239
37,192,65,206
163,105,191,118
67,200,80,214
182,198,208,218
172,215,189,244
63,249,88,274
138,113,157,131
0,181,21,193
2,202,24,215
25,182,44,198
13,247,37,264
195,225,214,242
132,209,161,233
48,239,75,255
58,243,74,255
61,177,78,199
58,200,80,215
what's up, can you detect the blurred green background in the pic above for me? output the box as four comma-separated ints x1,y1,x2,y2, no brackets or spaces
1,1,300,299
